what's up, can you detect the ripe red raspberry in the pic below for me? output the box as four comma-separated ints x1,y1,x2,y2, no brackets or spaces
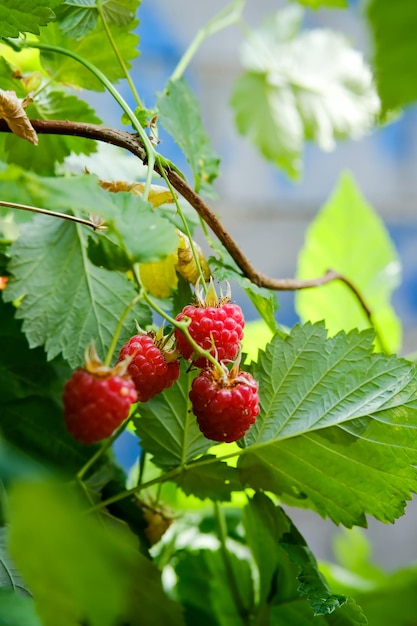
63,363,137,445
189,367,260,443
174,282,244,368
117,333,180,402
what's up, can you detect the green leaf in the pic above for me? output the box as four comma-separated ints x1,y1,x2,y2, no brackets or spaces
3,214,151,368
0,590,42,626
291,0,347,7
367,0,417,113
280,517,347,615
3,90,101,175
174,549,254,626
242,494,365,622
0,528,30,595
134,363,212,469
39,19,139,90
56,0,138,39
8,480,184,626
174,457,241,502
239,322,417,526
102,193,179,264
0,0,61,37
231,6,379,178
157,78,220,195
0,299,97,472
295,173,401,353
35,174,178,264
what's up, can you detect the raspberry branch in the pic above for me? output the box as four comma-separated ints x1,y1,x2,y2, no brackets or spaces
0,118,384,349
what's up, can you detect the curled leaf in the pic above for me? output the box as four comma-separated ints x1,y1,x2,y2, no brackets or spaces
0,90,38,145
176,230,211,285
99,179,176,208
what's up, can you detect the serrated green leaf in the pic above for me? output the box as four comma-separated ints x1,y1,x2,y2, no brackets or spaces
8,480,184,626
0,590,42,626
3,214,151,367
174,549,254,626
367,0,417,113
0,528,30,596
295,173,401,353
280,516,347,615
157,78,220,195
174,457,241,502
55,0,137,39
231,6,379,178
242,494,365,622
39,19,139,90
0,0,61,37
2,89,101,175
239,322,417,526
134,363,212,469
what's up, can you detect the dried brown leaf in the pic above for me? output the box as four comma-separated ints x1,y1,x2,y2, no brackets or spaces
0,89,38,145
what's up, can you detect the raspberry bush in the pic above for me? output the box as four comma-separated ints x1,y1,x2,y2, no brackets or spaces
1,2,417,625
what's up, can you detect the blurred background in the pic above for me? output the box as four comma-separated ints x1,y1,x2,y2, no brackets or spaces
87,0,417,572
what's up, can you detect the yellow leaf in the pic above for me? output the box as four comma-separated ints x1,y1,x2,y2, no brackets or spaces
0,89,38,145
176,230,211,285
140,252,179,298
99,179,175,208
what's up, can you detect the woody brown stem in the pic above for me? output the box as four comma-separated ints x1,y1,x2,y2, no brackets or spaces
0,119,374,327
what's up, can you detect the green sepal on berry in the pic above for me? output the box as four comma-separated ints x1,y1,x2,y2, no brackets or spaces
62,344,137,445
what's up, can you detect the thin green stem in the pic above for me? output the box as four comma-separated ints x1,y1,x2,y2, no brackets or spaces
157,158,208,294
170,0,245,81
103,293,144,367
19,40,155,200
76,416,133,481
97,0,143,108
86,467,182,513
214,501,248,623
137,450,147,486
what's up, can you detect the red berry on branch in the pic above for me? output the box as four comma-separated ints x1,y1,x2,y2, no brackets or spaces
117,332,180,402
189,366,260,443
62,347,137,445
174,280,244,368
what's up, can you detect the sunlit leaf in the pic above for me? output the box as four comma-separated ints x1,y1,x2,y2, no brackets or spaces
231,5,379,178
296,173,401,353
139,253,179,298
174,457,241,502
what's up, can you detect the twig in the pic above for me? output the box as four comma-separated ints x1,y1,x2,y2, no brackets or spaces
0,199,104,231
0,119,374,325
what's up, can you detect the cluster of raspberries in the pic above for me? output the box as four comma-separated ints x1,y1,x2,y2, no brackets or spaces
63,286,260,445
